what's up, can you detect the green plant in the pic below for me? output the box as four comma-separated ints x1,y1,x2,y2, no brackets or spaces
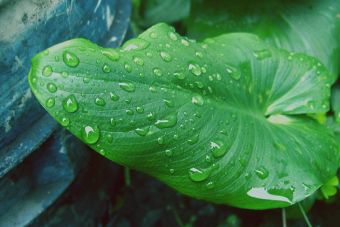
28,22,340,210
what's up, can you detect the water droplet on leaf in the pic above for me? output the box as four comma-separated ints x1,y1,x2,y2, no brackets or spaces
189,63,202,76
119,82,135,92
63,51,79,67
101,49,120,61
133,56,144,66
62,95,78,113
174,72,186,80
135,127,149,136
189,167,210,182
155,114,177,128
42,65,53,76
110,92,120,101
226,65,241,80
210,140,230,158
95,97,106,106
160,51,172,62
255,166,269,179
61,117,70,126
168,32,178,41
124,63,132,72
47,83,57,93
192,95,204,106
46,97,55,108
153,67,162,77
122,38,150,51
253,49,272,60
102,63,111,73
82,125,100,144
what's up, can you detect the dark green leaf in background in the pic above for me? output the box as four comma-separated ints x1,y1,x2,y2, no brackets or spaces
28,23,340,209
186,0,340,81
141,0,191,26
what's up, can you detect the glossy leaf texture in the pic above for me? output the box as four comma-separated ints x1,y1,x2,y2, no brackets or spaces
28,23,340,209
186,0,340,80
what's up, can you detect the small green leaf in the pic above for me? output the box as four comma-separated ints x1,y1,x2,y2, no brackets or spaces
186,0,340,80
28,23,340,209
320,176,339,199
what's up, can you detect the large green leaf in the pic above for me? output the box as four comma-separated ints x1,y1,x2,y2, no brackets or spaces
28,23,340,209
186,0,340,80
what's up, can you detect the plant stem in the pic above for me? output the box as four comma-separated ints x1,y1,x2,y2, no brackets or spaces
298,202,312,227
124,167,131,187
172,207,185,227
282,208,287,227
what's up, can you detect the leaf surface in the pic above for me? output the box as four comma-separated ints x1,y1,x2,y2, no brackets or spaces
28,23,340,209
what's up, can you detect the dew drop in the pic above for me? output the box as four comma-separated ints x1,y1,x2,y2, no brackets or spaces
133,56,144,66
95,97,106,106
42,65,53,76
146,52,153,57
110,118,116,127
121,63,132,73
47,83,57,93
181,39,190,46
215,73,222,81
150,32,158,39
188,134,199,145
253,49,272,60
174,72,186,80
206,181,214,189
102,63,111,73
255,166,269,179
165,149,173,157
169,168,175,174
307,100,315,109
147,112,155,121
189,167,210,182
153,67,163,77
122,38,150,51
135,127,149,136
195,52,203,58
61,117,70,126
188,63,202,76
83,77,91,84
136,106,144,113
168,32,178,41
126,109,134,115
160,51,172,62
155,114,177,128
192,95,204,106
62,95,78,113
46,97,55,108
63,51,79,67
195,81,204,89
210,140,230,158
82,125,100,144
107,134,113,143
43,49,49,55
101,49,120,61
164,99,174,108
110,92,120,101
155,136,164,145
119,82,135,92
59,72,68,78
226,65,241,80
